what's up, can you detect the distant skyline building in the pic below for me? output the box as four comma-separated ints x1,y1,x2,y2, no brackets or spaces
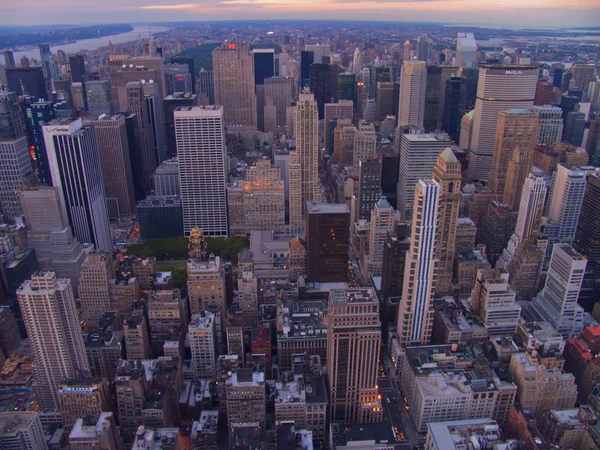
175,106,227,236
456,32,478,69
396,179,440,347
467,65,539,181
212,42,257,127
17,272,89,410
252,48,275,85
296,91,321,219
397,60,427,129
43,118,112,250
24,99,56,186
534,105,564,146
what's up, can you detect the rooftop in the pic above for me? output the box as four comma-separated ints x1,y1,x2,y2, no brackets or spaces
189,312,215,330
69,412,114,440
306,201,350,215
331,423,397,447
226,368,265,387
330,288,378,305
426,419,503,450
192,410,218,434
401,132,451,142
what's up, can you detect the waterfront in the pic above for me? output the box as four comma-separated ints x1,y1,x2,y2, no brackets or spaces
2,25,169,62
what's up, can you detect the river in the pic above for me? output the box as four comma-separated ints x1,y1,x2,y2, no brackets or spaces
2,25,170,63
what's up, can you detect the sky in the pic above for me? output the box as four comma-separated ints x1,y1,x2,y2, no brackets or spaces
1,0,599,28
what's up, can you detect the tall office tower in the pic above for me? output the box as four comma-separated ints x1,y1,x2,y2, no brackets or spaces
38,44,52,80
376,81,394,121
478,201,518,266
467,65,539,181
534,82,554,106
212,42,257,127
497,174,547,270
423,66,458,131
353,121,376,171
305,44,331,64
442,76,462,142
296,91,320,215
534,105,564,146
357,159,382,221
189,312,216,379
0,91,27,140
417,35,429,63
164,63,192,96
0,93,32,219
300,50,314,88
457,67,479,128
571,64,597,99
564,111,586,147
19,55,29,67
324,100,353,153
574,172,600,311
306,202,350,282
545,163,587,246
68,54,86,82
366,197,394,277
381,223,410,300
17,272,89,410
175,106,227,236
356,80,368,119
86,114,136,218
332,120,355,165
58,378,111,433
43,119,112,250
327,288,381,423
86,80,113,118
24,100,55,185
396,132,452,220
397,61,427,128
487,109,539,206
288,151,303,232
119,112,146,202
397,180,440,347
2,50,15,69
170,55,195,92
124,82,158,190
456,32,478,69
252,49,275,86
528,244,586,338
110,56,166,100
310,64,341,119
352,47,362,73
6,67,47,99
469,268,521,335
337,73,356,104
115,361,147,444
154,158,180,197
586,116,600,163
143,83,166,165
263,97,277,135
195,68,214,105
0,412,48,449
264,76,294,133
432,148,462,295
20,187,87,292
163,93,197,157
71,82,87,112
78,251,113,330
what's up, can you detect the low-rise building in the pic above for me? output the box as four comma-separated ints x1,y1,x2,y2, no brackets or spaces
68,412,125,450
191,410,218,449
425,419,512,450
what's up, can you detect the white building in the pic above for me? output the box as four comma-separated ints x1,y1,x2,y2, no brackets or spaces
396,133,451,220
456,32,478,70
353,121,377,171
0,412,48,450
189,312,216,379
17,273,89,410
43,118,112,250
365,197,394,278
467,65,539,181
474,269,521,336
0,136,31,219
397,180,440,346
397,61,427,128
175,106,227,236
528,244,587,338
534,105,564,146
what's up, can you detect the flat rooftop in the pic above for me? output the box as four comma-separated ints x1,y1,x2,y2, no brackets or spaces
306,202,350,215
426,419,502,450
330,288,377,304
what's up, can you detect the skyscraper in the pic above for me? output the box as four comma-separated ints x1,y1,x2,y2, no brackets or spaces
366,197,394,277
487,109,539,206
534,105,564,146
417,35,429,63
78,251,114,331
86,114,136,218
196,68,215,105
574,172,600,311
264,76,294,133
528,244,586,338
252,49,275,86
353,121,376,171
306,202,350,283
296,91,320,217
175,106,227,236
397,61,427,128
442,75,462,142
396,179,440,347
396,132,452,220
352,48,362,73
357,159,382,221
24,100,55,185
86,80,113,118
376,81,394,121
467,65,539,181
2,50,15,69
432,148,462,295
43,118,112,250
17,272,89,410
6,67,47,100
327,288,381,423
212,42,257,127
456,32,478,69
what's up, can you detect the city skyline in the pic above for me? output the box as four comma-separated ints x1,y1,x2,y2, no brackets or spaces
0,3,598,28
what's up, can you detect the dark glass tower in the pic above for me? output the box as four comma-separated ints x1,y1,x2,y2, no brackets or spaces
442,76,462,142
253,50,275,86
6,67,47,100
25,100,56,185
300,51,314,89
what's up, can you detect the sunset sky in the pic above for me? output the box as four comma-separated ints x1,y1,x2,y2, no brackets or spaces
0,0,599,27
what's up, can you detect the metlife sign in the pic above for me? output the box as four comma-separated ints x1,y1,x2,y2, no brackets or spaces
505,70,524,75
